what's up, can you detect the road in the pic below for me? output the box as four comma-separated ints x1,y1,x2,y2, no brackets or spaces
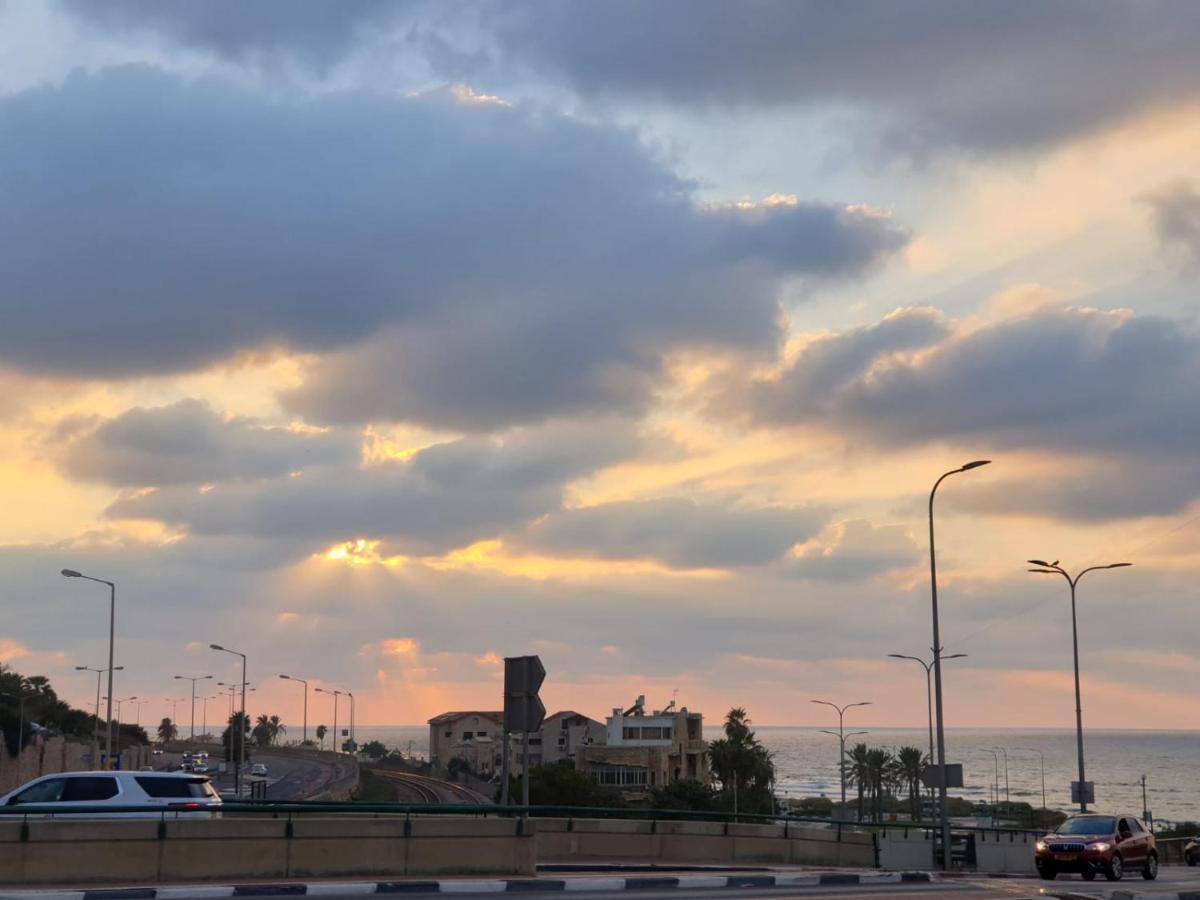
1039,862,1200,896
152,749,337,800
291,883,1038,900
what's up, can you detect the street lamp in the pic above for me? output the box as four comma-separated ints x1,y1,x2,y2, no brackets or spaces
211,644,248,794
104,695,137,757
279,675,309,744
811,700,871,813
199,694,219,740
982,749,999,807
346,690,355,749
75,665,123,763
174,674,213,740
1015,747,1046,822
315,688,342,754
928,459,990,868
61,569,117,767
1027,560,1131,812
887,652,967,809
989,747,1009,805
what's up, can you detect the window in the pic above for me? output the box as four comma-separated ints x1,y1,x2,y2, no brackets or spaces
1127,819,1143,834
462,731,473,741
9,778,67,804
592,765,650,787
136,777,217,799
61,777,119,802
623,727,640,740
444,730,451,738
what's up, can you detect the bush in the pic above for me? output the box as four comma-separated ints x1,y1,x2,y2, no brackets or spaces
501,762,625,808
650,779,722,812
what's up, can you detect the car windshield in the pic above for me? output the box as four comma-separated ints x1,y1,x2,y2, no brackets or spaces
1057,816,1116,835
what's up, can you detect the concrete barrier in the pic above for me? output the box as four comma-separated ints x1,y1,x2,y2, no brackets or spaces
535,817,874,868
0,817,535,885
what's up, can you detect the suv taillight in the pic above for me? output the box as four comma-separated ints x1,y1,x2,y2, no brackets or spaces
168,802,204,809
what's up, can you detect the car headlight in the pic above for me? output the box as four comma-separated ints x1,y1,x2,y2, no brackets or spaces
1035,841,1047,851
1088,842,1112,851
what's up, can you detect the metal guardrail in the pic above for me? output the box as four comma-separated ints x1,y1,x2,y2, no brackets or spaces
0,800,1045,838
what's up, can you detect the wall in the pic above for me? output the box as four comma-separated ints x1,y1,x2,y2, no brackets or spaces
0,817,535,885
878,827,1039,874
535,817,874,868
0,737,90,796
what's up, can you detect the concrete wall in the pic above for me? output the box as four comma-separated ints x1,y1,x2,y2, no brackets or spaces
0,738,90,796
536,818,874,868
0,817,535,885
878,827,1038,874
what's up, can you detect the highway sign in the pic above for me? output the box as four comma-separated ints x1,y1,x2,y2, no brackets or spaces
920,763,964,789
504,655,546,733
1071,781,1095,804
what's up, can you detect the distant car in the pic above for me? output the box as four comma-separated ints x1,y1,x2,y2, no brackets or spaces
249,763,268,776
1185,838,1200,865
0,772,222,817
152,748,164,756
1035,813,1157,882
179,762,194,772
191,762,209,774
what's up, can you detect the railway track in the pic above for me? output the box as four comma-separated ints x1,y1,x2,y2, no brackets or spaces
371,769,490,805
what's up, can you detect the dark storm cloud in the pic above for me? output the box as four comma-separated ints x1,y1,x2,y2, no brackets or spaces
104,419,640,554
1145,181,1200,271
485,1,1200,156
513,498,827,569
58,399,356,487
735,305,1200,457
0,67,905,428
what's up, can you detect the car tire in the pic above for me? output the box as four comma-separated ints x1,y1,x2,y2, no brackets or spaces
1188,852,1197,867
1037,867,1057,881
1104,854,1123,881
1143,852,1158,880
1080,868,1096,881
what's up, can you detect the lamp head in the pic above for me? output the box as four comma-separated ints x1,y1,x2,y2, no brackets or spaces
75,665,87,671
209,644,224,651
61,569,82,578
960,460,991,471
1028,559,1050,567
1107,562,1133,569
279,674,290,680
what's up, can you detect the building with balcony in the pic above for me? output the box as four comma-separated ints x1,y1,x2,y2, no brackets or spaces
577,697,708,793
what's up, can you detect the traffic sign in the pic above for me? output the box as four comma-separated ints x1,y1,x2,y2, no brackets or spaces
504,655,546,733
1071,781,1095,804
920,763,963,789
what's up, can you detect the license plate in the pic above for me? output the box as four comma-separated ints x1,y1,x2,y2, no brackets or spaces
1055,853,1078,862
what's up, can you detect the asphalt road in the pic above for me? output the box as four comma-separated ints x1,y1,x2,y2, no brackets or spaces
152,749,335,800
1039,862,1200,896
293,885,1035,900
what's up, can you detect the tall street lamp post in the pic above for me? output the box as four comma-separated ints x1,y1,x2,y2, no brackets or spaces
1027,560,1131,812
174,674,213,740
346,691,355,749
991,747,1009,805
811,699,871,813
61,569,117,767
211,644,248,794
928,460,991,868
316,688,342,754
200,695,217,739
105,695,137,760
982,749,999,807
887,652,967,810
1015,747,1046,822
279,675,309,744
75,665,123,764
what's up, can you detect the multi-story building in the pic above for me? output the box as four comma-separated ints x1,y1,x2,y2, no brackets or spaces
577,697,708,793
427,711,503,776
509,710,605,773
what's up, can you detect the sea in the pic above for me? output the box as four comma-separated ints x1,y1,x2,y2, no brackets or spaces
350,725,1199,824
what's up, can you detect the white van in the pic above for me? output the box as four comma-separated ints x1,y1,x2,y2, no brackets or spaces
0,771,222,816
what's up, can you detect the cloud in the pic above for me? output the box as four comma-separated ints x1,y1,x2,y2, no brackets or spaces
57,399,356,486
513,498,827,570
731,304,1200,459
0,67,905,432
787,520,920,581
104,418,641,554
1145,180,1200,272
482,1,1200,157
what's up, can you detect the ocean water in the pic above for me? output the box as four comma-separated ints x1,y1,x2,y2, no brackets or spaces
350,725,1198,823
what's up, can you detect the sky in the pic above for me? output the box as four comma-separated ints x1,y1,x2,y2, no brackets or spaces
2,1,1200,734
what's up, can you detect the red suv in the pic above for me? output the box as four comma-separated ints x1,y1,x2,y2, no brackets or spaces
1035,813,1157,881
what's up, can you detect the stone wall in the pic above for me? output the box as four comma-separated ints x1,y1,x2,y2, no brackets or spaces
0,736,90,796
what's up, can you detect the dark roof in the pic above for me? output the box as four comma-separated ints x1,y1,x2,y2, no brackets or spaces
427,710,503,726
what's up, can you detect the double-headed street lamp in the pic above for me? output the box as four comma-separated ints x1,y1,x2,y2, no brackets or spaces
61,569,117,766
174,674,213,740
887,652,967,803
928,460,990,868
811,699,870,811
75,664,123,763
211,644,248,792
279,674,308,744
315,688,342,754
104,694,137,754
982,748,1000,807
1027,560,1131,812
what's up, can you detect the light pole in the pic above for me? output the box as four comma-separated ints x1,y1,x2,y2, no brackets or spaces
982,748,999,807
811,699,870,813
990,747,1009,805
1015,748,1046,823
105,694,137,761
75,665,123,764
134,698,151,731
928,460,990,869
1027,560,1131,812
62,569,117,767
200,695,218,740
347,691,355,750
887,652,967,810
279,675,309,744
174,674,213,740
211,644,248,794
316,688,342,754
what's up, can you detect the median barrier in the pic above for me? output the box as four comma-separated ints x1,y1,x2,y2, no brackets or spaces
0,816,535,885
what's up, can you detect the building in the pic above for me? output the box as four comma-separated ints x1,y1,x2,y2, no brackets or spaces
427,711,503,776
509,710,605,773
577,697,708,793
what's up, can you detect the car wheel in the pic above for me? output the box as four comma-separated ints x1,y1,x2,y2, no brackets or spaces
1104,854,1123,881
1037,866,1057,881
1188,852,1197,867
1080,868,1096,881
1143,852,1158,880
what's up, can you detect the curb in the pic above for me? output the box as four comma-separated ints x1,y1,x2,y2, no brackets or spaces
0,872,933,900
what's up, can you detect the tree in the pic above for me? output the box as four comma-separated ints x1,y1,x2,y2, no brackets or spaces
707,708,776,815
316,724,327,749
845,743,870,822
269,714,286,744
896,746,925,820
157,717,178,744
360,740,389,759
650,778,722,812
499,762,625,808
222,711,251,762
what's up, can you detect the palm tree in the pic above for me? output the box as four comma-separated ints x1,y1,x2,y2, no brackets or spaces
316,724,327,750
157,717,178,744
897,746,925,820
269,714,286,744
845,743,870,822
708,708,776,815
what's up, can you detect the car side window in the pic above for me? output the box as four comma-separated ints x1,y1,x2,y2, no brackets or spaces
1117,818,1131,835
10,778,67,804
1128,819,1144,834
60,776,119,802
